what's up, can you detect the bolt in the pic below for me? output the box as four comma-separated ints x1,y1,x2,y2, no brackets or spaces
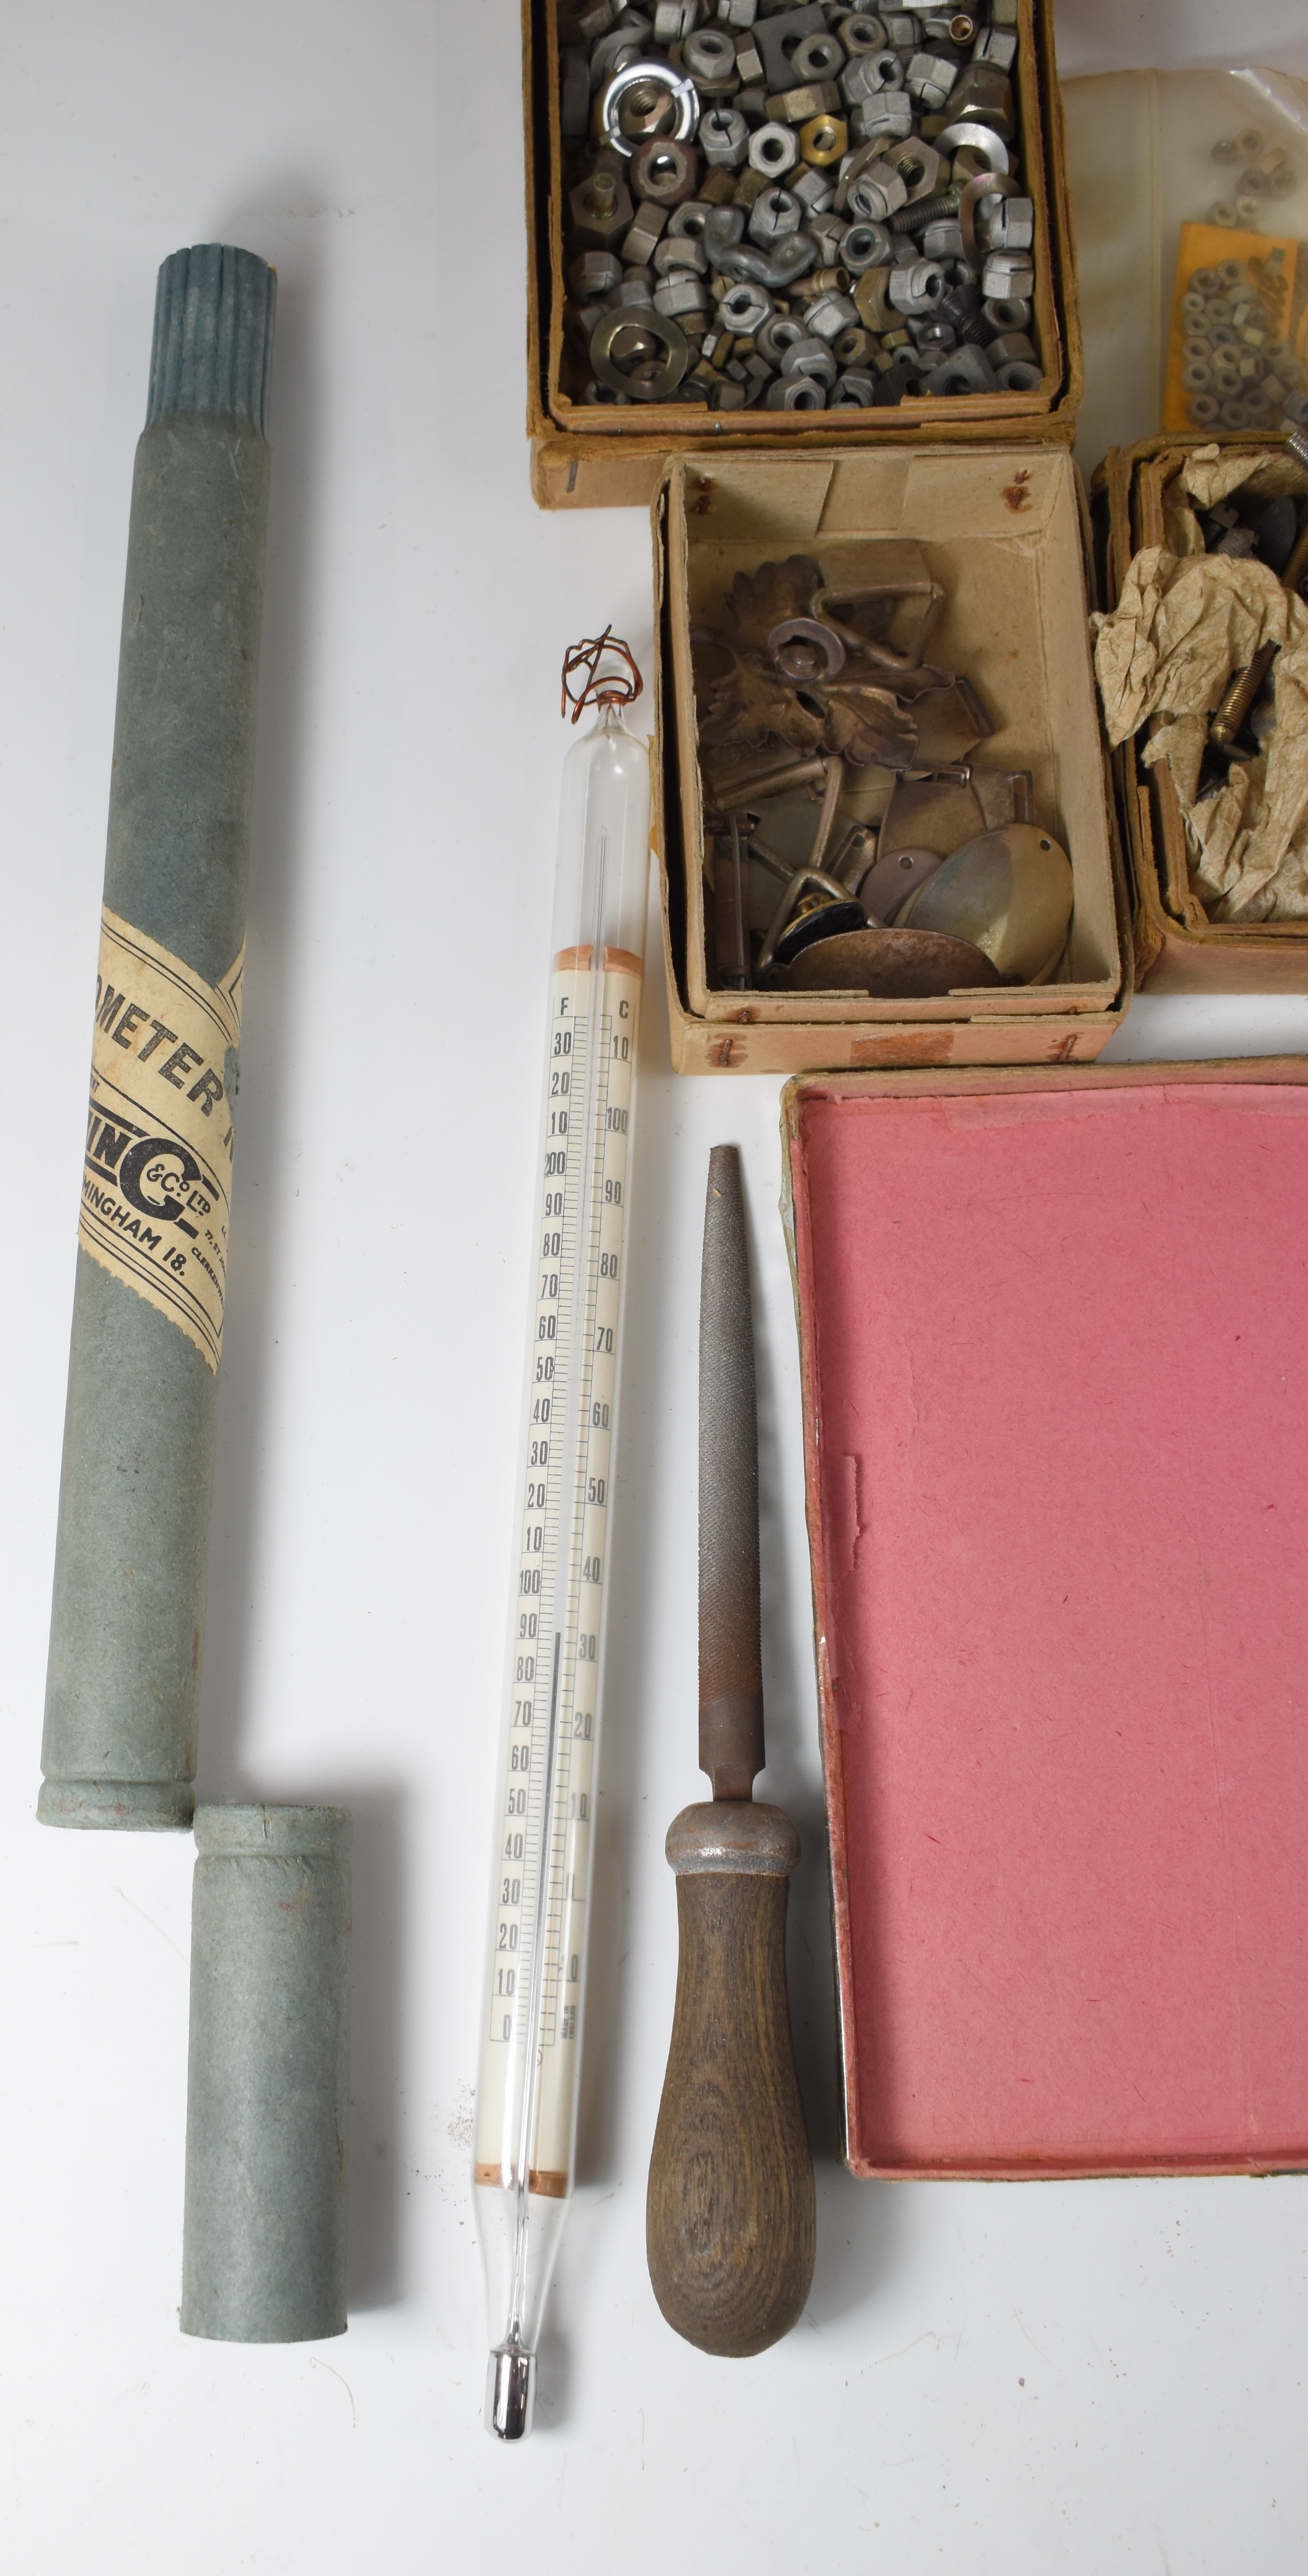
889,188,962,235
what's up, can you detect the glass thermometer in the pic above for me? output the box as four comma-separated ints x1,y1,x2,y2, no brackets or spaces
474,646,650,2441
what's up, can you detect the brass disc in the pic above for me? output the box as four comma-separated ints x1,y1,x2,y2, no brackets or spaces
781,925,1004,997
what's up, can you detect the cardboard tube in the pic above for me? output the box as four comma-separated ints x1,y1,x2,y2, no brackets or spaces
182,1806,352,2345
39,245,275,1830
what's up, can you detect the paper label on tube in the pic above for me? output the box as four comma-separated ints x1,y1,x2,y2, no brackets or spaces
78,907,243,1373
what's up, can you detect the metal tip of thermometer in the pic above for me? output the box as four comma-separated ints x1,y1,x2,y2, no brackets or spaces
486,2344,535,2442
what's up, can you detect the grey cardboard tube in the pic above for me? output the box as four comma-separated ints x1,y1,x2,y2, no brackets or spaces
39,246,275,1831
182,1806,352,2344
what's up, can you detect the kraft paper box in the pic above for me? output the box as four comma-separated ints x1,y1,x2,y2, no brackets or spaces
653,440,1129,1074
1093,430,1308,995
524,0,1082,512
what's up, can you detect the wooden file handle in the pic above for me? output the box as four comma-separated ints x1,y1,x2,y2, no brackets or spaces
646,1802,816,2358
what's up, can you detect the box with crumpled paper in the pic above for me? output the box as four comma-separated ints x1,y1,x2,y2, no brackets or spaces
1093,430,1308,993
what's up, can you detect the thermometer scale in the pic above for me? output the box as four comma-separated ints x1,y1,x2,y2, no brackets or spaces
473,641,649,2440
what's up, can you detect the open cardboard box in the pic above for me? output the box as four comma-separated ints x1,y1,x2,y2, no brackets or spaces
655,441,1127,1072
783,1056,1308,2178
525,0,1082,511
1093,429,1308,994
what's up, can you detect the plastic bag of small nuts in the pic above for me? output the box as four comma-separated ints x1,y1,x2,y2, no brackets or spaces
555,0,1041,413
1165,222,1308,441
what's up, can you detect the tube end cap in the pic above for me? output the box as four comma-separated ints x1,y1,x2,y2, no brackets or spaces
37,1776,194,1831
147,243,276,435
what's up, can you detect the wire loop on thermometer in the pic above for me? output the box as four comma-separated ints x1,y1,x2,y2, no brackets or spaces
475,642,649,2441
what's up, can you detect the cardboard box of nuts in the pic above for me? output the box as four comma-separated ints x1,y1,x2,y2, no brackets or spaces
654,442,1129,1072
1092,430,1308,995
525,0,1082,509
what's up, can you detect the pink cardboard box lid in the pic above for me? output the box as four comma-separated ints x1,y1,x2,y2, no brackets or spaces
783,1061,1308,2181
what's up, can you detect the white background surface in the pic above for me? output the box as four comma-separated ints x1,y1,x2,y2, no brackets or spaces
4,4,1308,2570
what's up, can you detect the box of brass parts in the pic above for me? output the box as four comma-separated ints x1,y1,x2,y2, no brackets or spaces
1091,430,1308,993
654,442,1126,1072
526,0,1081,510
783,1056,1308,2178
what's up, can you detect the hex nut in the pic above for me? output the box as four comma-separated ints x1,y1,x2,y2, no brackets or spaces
984,193,1034,250
768,372,828,408
986,329,1036,368
924,341,996,393
766,81,843,125
748,183,804,244
841,14,895,55
853,265,895,330
974,25,1017,68
756,309,808,365
847,159,907,221
566,299,610,353
589,28,645,91
782,334,838,383
653,231,708,273
992,357,1041,390
717,0,759,27
833,323,874,363
913,319,957,357
570,168,636,247
944,59,1014,136
591,301,692,397
907,52,957,109
655,273,709,316
841,51,902,106
881,9,920,40
792,164,837,211
884,136,942,200
749,119,800,175
734,32,765,84
622,201,669,263
808,206,849,250
632,137,701,204
685,25,740,85
669,197,714,237
851,90,913,141
570,249,624,297
608,274,657,307
831,368,877,404
983,292,1031,331
562,47,592,137
800,113,847,164
652,0,698,35
720,278,774,332
792,31,846,81
982,249,1034,299
804,289,859,338
701,105,750,165
888,258,946,313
